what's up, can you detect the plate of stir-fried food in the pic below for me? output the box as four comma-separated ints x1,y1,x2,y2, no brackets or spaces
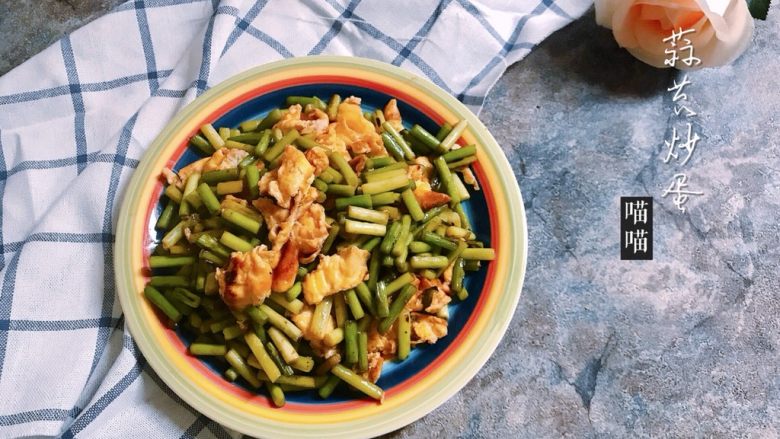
115,56,527,438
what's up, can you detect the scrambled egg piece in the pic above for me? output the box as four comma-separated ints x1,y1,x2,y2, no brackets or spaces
414,180,451,210
162,148,248,189
350,154,368,175
366,353,384,383
420,277,451,296
302,245,370,305
215,245,277,310
254,186,324,260
291,203,329,263
315,127,351,161
290,305,335,341
362,316,393,383
162,159,206,189
461,167,480,191
421,287,451,315
368,323,397,358
408,157,451,210
161,167,185,188
252,198,289,245
406,277,452,313
272,240,299,293
259,145,315,208
383,98,403,132
290,305,338,358
408,156,433,182
273,104,329,135
411,313,448,344
203,148,248,172
305,146,330,176
317,98,386,157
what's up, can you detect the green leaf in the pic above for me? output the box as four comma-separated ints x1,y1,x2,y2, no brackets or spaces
746,0,772,20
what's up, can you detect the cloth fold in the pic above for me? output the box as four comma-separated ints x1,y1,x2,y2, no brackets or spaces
0,0,590,436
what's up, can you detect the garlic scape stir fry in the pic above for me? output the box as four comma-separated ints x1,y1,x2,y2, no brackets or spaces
145,94,495,405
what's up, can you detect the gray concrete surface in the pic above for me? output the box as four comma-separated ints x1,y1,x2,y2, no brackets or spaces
0,0,124,75
3,1,779,438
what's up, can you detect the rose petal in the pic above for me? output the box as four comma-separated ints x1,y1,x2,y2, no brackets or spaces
694,0,753,68
595,0,624,28
595,0,753,69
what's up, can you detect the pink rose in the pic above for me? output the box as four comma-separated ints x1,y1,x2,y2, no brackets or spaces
595,0,754,68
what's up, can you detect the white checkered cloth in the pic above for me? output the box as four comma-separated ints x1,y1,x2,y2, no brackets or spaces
0,0,591,436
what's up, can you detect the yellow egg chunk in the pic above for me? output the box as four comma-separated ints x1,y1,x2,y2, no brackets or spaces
302,245,370,305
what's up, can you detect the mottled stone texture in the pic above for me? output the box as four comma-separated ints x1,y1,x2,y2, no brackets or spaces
385,9,780,439
0,0,124,75
3,3,780,438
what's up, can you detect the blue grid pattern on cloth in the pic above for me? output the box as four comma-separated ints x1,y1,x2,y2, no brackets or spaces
0,0,590,436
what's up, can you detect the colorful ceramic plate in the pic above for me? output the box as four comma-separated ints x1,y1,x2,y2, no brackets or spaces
115,56,527,438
